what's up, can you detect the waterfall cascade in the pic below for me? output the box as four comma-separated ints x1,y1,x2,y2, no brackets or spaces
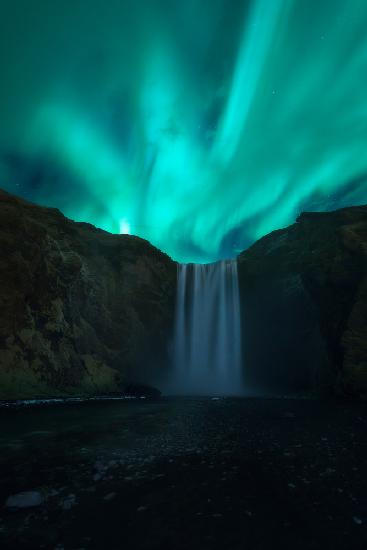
171,260,243,395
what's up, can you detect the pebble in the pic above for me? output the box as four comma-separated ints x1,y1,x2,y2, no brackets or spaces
353,516,363,525
61,494,76,510
103,492,116,501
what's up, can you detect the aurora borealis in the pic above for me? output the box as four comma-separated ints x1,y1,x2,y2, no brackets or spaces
1,1,367,262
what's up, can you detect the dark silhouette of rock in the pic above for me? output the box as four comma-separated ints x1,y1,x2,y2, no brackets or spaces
238,205,367,397
0,189,176,399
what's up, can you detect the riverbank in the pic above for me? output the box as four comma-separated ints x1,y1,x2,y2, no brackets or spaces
1,397,366,549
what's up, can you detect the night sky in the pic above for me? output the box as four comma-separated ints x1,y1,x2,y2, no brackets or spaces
1,0,367,262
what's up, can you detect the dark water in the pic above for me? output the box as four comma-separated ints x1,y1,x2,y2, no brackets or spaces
0,397,367,549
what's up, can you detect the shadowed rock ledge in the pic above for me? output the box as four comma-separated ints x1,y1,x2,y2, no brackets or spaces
238,205,367,397
0,189,176,399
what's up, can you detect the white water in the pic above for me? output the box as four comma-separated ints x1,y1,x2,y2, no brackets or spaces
171,260,243,395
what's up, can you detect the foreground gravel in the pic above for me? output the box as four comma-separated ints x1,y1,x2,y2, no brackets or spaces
0,397,366,549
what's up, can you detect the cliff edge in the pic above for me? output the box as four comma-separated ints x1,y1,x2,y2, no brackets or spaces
0,190,176,399
238,205,367,396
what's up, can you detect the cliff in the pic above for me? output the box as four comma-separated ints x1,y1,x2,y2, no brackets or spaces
238,205,367,397
1,188,367,400
0,190,176,399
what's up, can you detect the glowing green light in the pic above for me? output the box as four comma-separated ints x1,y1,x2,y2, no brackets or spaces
119,218,131,235
1,0,367,262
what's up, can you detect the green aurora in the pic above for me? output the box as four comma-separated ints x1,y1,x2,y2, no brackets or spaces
1,0,367,262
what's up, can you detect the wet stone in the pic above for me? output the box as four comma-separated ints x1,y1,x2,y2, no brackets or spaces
5,491,44,509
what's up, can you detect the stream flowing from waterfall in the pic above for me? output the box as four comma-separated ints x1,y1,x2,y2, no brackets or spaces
171,260,243,395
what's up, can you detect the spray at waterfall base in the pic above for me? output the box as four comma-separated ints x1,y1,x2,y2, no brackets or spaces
164,260,243,396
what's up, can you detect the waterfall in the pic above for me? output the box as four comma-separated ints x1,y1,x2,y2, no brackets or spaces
170,260,243,395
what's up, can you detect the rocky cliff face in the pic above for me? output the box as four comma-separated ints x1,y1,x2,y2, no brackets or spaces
238,206,367,397
1,188,366,400
0,190,176,399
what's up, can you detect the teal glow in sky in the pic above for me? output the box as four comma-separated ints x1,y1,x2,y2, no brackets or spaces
1,0,367,262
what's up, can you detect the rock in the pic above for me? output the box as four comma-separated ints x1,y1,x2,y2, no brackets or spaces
238,205,367,397
5,490,44,508
93,474,102,482
61,494,76,510
94,461,105,473
103,492,116,501
0,189,176,399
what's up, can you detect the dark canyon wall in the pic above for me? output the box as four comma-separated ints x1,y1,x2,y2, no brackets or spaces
0,190,176,399
1,189,366,399
238,206,367,397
